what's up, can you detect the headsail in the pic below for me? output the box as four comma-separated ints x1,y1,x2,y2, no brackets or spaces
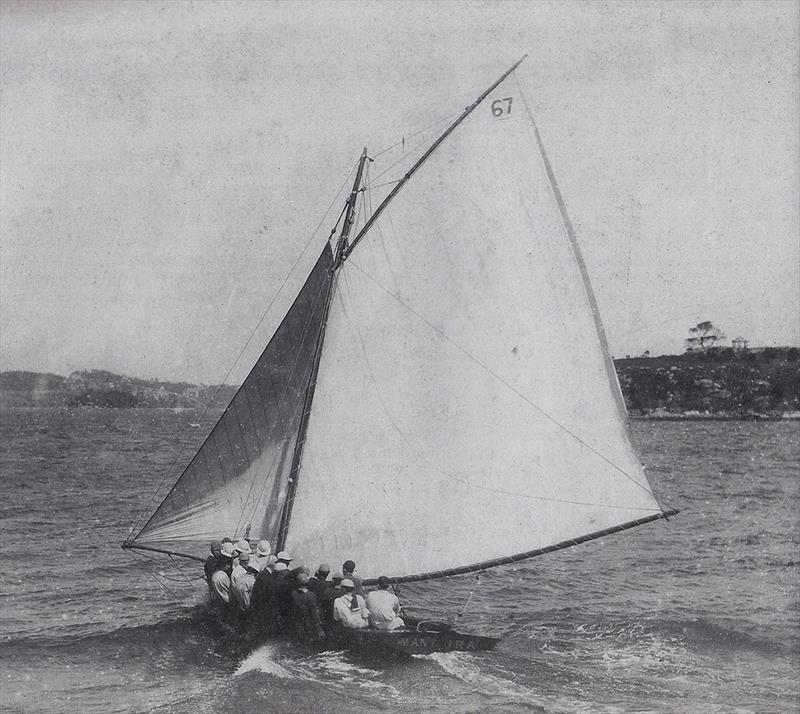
128,246,334,559
283,67,669,580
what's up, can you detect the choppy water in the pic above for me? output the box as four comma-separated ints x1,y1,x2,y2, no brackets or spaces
0,408,797,713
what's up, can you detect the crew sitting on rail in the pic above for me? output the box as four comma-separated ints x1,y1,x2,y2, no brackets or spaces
251,540,272,572
290,572,325,641
365,576,405,630
210,541,235,604
308,563,331,600
271,561,295,628
320,572,344,626
342,560,363,595
333,579,369,629
204,541,222,585
231,541,252,586
233,538,251,562
231,552,259,612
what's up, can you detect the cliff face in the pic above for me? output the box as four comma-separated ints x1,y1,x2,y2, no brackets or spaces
615,347,799,417
1,347,798,416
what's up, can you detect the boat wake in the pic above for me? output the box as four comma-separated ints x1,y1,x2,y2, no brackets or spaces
234,643,295,679
420,651,545,710
234,644,399,695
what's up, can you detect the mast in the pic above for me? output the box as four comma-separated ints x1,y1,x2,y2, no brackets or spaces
275,147,369,552
335,147,369,266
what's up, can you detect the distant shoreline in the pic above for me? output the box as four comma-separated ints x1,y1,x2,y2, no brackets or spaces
2,347,798,417
630,414,799,422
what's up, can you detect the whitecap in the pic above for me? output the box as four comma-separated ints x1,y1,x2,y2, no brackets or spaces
234,643,294,679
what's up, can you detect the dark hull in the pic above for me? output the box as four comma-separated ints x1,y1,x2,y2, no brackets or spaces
329,624,500,655
210,606,499,656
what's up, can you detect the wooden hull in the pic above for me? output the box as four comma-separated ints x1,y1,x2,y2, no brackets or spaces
330,626,499,655
327,617,500,655
206,604,500,656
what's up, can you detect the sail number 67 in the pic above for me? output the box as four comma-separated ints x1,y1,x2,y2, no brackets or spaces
491,97,513,117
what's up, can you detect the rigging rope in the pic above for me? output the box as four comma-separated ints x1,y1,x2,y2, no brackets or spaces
367,112,460,186
343,259,660,502
123,548,184,594
370,110,459,160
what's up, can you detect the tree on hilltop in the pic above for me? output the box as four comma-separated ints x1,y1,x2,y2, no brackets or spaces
685,321,725,352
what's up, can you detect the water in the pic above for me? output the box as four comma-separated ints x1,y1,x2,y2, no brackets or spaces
1,408,797,713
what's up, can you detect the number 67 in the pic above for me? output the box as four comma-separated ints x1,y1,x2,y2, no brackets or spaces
491,97,513,117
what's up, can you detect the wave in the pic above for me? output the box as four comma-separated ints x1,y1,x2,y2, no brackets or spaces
419,652,546,712
0,606,242,656
525,614,793,658
233,643,401,700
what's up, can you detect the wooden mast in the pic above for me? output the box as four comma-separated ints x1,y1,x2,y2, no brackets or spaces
275,147,369,553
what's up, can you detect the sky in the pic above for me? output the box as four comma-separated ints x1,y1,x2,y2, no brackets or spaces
1,0,798,384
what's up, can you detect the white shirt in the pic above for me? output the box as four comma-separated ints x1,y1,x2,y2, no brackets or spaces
231,563,245,586
210,570,231,604
232,570,256,611
333,592,369,629
365,589,405,630
250,554,271,573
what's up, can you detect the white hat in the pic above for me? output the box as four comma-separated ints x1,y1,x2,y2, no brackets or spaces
341,579,354,588
220,542,235,558
234,539,251,555
273,562,288,572
276,551,293,562
256,540,271,557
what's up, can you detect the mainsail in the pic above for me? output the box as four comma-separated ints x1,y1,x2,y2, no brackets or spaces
126,57,675,579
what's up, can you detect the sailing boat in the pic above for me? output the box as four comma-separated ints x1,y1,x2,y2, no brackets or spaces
123,55,677,654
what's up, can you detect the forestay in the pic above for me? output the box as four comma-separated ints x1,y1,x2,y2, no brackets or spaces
284,73,664,580
131,247,333,557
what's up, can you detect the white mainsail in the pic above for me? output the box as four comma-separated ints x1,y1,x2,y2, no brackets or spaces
284,72,664,579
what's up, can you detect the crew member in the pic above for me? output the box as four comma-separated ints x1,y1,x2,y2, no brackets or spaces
290,573,325,641
342,560,363,595
308,563,331,601
231,552,259,612
365,576,405,630
333,579,369,629
204,541,221,584
320,572,344,626
251,540,271,572
210,541,235,604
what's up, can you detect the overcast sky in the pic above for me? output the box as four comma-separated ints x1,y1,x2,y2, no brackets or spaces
1,0,798,384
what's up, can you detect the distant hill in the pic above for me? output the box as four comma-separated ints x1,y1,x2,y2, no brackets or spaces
1,347,798,417
0,369,237,409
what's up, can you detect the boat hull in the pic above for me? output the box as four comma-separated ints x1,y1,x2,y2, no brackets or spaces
205,601,500,655
330,626,500,655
